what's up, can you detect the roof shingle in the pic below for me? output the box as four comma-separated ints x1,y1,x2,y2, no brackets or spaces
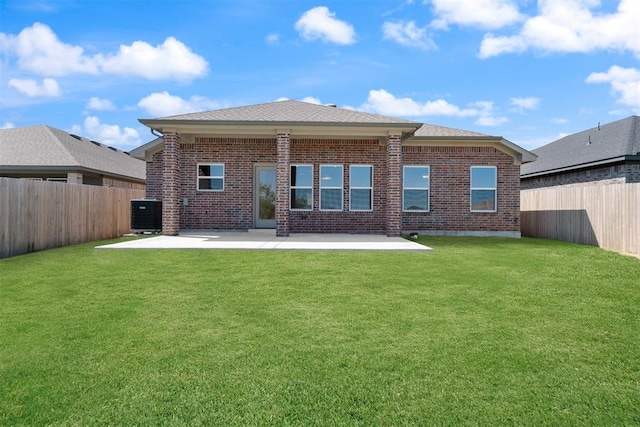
145,99,421,125
521,116,640,177
0,125,146,181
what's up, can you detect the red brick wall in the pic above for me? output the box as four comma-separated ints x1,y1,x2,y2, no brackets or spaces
146,151,164,200
289,138,388,234
402,145,521,233
145,139,521,234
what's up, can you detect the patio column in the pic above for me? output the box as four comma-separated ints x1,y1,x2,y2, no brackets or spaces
386,133,402,237
276,131,290,237
162,131,180,236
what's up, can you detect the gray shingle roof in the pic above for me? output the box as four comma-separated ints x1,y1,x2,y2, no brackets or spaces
0,125,146,181
521,116,640,177
413,123,489,138
143,99,421,126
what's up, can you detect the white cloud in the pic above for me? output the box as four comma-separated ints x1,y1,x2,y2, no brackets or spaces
0,23,98,76
510,96,540,112
138,91,221,117
362,89,478,117
479,0,640,58
361,89,508,126
295,6,356,45
266,33,280,45
0,23,208,81
1,122,16,129
586,65,640,113
8,77,60,97
301,96,322,104
96,37,208,81
86,97,116,111
70,116,141,149
428,0,523,30
551,118,568,124
382,21,436,50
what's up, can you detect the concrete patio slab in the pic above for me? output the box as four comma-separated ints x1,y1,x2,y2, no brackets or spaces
96,230,432,252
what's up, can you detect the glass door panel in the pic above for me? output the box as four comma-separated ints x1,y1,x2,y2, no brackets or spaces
255,167,276,228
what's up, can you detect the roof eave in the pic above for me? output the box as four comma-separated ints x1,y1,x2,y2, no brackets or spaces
0,165,145,182
138,118,420,133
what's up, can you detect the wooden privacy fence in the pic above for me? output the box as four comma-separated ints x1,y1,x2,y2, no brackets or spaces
0,178,145,258
521,183,640,256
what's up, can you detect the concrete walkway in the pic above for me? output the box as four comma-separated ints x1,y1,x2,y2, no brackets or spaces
96,230,432,252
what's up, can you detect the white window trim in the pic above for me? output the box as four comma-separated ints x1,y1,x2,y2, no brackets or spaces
470,166,497,212
319,164,344,211
290,164,313,211
197,163,224,192
403,165,430,212
349,165,373,212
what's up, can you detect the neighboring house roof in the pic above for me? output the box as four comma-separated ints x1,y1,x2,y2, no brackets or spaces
521,115,640,178
0,125,146,182
134,100,536,164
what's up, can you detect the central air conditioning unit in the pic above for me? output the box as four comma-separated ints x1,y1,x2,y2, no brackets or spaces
131,199,162,234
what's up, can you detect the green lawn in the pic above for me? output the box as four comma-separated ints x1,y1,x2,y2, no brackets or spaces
1,237,639,426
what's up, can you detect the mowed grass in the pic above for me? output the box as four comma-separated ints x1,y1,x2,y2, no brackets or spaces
1,237,639,426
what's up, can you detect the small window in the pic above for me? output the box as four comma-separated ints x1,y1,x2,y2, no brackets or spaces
403,166,430,212
291,165,313,210
471,166,497,212
320,165,343,211
350,165,373,211
197,163,224,191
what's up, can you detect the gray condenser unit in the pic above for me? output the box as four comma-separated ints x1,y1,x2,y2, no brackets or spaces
131,199,162,233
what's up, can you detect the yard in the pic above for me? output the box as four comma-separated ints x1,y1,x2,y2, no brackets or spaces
1,237,638,425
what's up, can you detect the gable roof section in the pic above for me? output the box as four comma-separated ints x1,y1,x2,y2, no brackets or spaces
0,125,146,181
411,123,537,164
521,115,640,178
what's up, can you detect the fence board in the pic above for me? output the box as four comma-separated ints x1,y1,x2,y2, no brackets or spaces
521,183,640,256
0,178,144,258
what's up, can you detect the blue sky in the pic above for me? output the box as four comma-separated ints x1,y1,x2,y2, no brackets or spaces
1,0,638,151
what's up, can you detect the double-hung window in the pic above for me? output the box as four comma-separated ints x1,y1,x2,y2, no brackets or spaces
470,166,497,212
320,165,343,211
403,166,430,211
290,165,313,210
350,165,373,211
197,163,224,191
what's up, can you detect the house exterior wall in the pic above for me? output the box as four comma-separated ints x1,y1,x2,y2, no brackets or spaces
402,146,521,234
521,162,640,190
145,138,521,234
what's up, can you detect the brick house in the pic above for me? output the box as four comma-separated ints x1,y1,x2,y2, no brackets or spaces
132,100,535,237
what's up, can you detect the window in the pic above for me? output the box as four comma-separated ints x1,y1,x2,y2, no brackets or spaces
403,166,430,212
197,163,224,191
350,165,373,211
320,165,343,211
291,165,313,210
470,166,497,212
